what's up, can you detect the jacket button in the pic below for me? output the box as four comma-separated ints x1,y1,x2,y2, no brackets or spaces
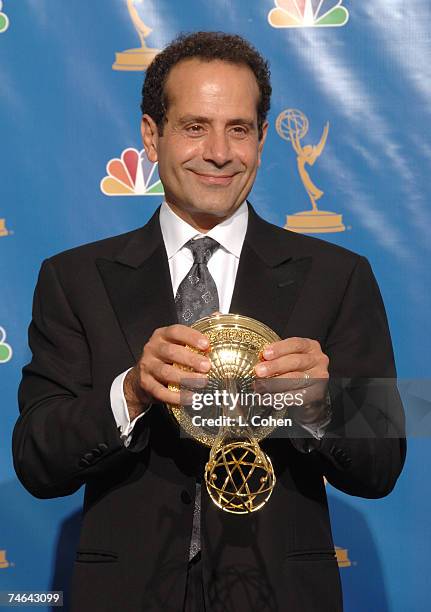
330,445,351,467
84,452,94,463
337,451,351,467
91,448,102,457
98,443,108,453
78,458,90,468
181,490,192,504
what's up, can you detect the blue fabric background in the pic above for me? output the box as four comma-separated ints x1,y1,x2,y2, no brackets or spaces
1,2,430,610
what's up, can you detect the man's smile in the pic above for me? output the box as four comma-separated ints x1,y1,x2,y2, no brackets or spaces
188,169,237,186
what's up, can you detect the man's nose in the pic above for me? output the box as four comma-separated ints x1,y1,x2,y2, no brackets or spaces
202,130,232,167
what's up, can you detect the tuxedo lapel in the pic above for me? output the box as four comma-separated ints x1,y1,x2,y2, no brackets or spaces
95,204,312,361
230,204,312,340
96,208,178,362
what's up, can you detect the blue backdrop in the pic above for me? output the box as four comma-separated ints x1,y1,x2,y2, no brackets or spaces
1,1,430,610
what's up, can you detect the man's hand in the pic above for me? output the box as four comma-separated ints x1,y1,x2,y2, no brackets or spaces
124,324,211,420
254,337,329,425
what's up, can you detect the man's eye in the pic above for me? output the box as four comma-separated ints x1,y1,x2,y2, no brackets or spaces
231,126,248,136
187,125,204,134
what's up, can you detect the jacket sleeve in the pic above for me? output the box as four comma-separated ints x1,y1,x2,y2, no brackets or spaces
317,255,406,498
12,258,149,499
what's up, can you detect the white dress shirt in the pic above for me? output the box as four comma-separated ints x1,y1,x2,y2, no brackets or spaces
110,201,248,445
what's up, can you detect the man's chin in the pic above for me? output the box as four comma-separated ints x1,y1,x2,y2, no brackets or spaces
189,203,240,221
167,199,242,230
179,198,242,217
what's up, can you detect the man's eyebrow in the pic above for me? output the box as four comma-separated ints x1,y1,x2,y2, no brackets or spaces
177,115,210,125
177,115,256,128
227,118,257,129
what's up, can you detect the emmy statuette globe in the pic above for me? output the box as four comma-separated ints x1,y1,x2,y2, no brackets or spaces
168,314,284,514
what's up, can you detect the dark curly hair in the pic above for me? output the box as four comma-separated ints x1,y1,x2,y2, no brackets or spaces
141,31,271,140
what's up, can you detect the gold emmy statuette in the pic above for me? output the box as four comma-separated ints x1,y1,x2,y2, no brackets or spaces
168,314,284,514
0,550,9,569
0,219,8,237
113,0,160,71
276,109,345,234
335,546,352,568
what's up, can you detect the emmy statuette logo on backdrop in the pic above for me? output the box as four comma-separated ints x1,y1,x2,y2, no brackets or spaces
0,1,9,33
113,0,160,71
0,218,9,237
268,0,349,28
0,550,10,569
335,546,352,568
0,327,13,363
101,148,164,197
324,478,353,568
276,109,345,234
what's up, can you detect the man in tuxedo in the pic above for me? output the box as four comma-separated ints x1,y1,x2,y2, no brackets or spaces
13,32,405,612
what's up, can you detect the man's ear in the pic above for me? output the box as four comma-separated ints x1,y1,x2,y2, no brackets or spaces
141,114,159,163
257,120,269,167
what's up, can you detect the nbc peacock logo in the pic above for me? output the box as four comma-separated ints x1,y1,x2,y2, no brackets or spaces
101,148,164,197
0,1,9,33
269,0,349,28
0,327,12,364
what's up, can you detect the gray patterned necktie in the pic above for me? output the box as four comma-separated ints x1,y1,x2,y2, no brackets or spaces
175,237,220,324
175,236,220,561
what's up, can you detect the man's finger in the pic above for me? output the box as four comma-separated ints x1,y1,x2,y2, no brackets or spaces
150,381,183,406
262,337,315,359
255,353,315,377
163,324,210,351
157,342,211,373
152,361,209,387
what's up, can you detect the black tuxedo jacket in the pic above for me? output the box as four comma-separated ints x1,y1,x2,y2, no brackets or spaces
13,204,405,612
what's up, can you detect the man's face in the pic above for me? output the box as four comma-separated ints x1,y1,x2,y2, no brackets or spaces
142,59,268,229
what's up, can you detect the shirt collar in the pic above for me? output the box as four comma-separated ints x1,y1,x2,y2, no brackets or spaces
159,201,248,260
